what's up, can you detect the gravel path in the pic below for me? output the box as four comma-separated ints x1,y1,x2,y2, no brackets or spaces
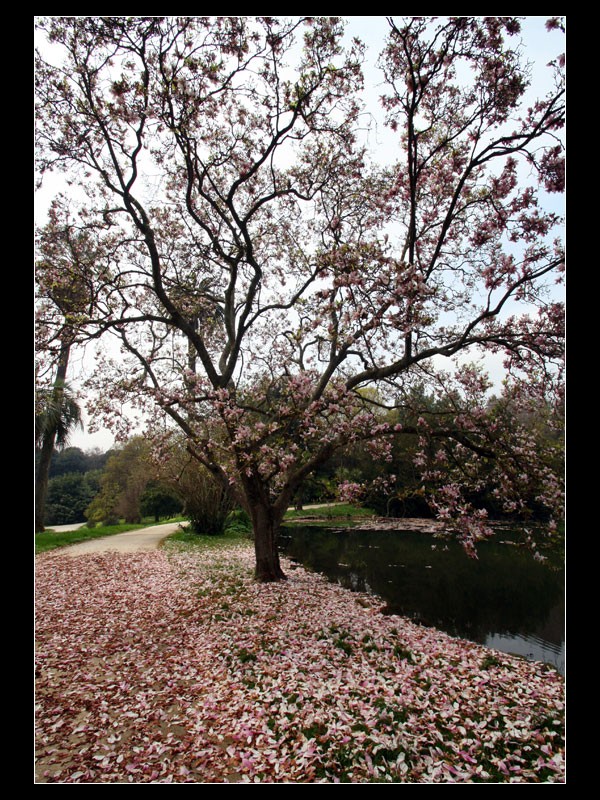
60,522,183,557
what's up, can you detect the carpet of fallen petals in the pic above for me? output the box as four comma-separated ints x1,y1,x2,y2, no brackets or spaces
35,541,565,783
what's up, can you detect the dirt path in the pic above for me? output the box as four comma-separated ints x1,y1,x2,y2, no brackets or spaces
60,522,183,557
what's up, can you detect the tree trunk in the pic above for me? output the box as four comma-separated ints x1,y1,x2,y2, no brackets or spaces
35,341,70,533
35,432,57,532
250,500,287,582
294,487,304,511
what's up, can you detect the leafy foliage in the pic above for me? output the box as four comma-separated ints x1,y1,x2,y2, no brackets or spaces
140,482,183,523
156,445,236,535
35,380,84,531
35,382,82,450
85,437,152,525
47,447,111,479
45,470,102,526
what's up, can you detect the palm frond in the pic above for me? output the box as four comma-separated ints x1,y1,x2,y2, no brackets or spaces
35,381,83,449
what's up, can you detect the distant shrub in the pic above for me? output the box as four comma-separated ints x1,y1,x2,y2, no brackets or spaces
175,464,235,535
225,508,252,536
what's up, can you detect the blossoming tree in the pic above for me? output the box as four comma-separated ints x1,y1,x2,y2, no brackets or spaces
35,16,564,580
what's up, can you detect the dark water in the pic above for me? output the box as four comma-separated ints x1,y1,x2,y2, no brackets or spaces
279,526,565,675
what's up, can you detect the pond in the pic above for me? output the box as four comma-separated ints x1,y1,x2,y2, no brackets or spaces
279,526,565,675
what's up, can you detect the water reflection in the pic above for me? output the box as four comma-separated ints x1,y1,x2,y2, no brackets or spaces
279,526,565,674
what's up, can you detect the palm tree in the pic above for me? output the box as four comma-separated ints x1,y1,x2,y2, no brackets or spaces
35,376,83,532
35,206,93,532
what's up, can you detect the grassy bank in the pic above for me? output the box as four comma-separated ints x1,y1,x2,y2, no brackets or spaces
35,519,185,554
165,526,249,552
283,503,376,526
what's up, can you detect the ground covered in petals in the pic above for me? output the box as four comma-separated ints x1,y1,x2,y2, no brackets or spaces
35,540,565,783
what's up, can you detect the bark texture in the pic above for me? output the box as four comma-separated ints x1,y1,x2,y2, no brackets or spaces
249,499,287,582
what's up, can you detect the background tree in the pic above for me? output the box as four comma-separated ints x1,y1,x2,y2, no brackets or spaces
46,447,111,479
43,446,88,478
35,16,564,579
140,482,183,523
154,443,235,535
35,199,107,531
35,381,82,531
44,470,101,527
85,437,151,525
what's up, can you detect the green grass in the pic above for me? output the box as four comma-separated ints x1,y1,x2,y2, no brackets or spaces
35,517,185,554
283,503,375,526
164,526,249,552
